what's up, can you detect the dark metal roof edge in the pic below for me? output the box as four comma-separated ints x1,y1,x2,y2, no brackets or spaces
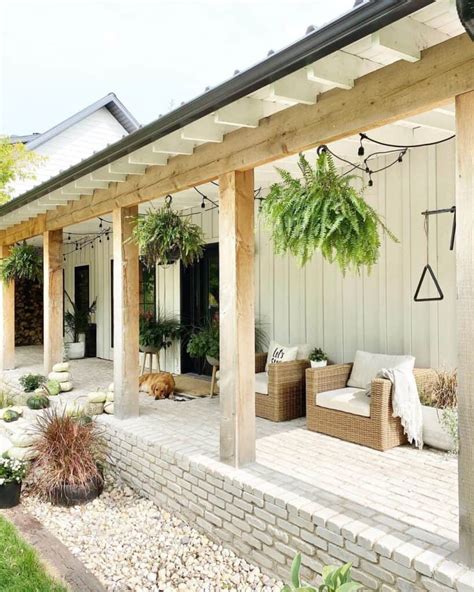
0,0,434,218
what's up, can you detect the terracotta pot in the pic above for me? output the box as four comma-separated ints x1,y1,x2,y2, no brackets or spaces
0,481,21,509
49,474,104,507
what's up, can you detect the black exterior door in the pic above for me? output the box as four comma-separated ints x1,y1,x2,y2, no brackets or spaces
180,243,219,374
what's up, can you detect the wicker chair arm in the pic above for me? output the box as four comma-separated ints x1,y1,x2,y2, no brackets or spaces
267,359,310,385
255,352,268,373
307,363,353,394
369,378,393,415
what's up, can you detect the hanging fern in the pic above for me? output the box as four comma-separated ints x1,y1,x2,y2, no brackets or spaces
131,204,205,268
0,242,43,284
260,150,398,274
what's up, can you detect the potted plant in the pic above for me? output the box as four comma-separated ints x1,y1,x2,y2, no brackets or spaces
309,347,328,368
139,310,182,371
131,200,205,268
187,321,220,368
260,150,397,273
64,291,96,359
420,369,458,452
0,242,42,283
187,321,268,368
31,407,105,506
0,457,27,509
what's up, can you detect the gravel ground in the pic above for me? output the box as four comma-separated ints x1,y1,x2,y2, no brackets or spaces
23,480,283,592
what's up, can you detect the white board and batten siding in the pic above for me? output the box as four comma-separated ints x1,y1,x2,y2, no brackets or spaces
63,142,456,372
12,108,128,197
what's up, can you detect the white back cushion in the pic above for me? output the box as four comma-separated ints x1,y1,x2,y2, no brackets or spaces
348,350,415,391
296,343,312,360
266,341,298,371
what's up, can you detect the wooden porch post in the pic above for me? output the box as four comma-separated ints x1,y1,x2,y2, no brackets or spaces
0,245,15,371
218,169,256,466
43,230,63,374
113,205,139,419
456,90,474,567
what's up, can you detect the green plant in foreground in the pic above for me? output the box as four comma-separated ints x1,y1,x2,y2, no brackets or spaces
0,242,43,284
282,554,362,592
19,374,46,393
261,151,398,274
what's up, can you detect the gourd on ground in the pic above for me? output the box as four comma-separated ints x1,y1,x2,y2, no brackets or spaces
104,402,114,414
87,391,107,403
45,379,61,396
52,362,70,373
60,381,73,392
2,409,20,422
48,371,71,382
26,394,50,410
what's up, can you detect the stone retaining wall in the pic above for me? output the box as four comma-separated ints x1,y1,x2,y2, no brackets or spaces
101,422,473,592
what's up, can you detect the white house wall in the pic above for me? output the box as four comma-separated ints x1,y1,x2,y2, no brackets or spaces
63,141,456,372
12,108,128,197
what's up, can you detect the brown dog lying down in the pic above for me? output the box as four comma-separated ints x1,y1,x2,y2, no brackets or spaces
139,372,176,400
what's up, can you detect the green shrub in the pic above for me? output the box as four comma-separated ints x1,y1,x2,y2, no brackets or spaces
19,374,46,393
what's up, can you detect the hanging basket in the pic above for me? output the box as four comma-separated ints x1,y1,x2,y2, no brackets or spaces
260,150,398,274
0,242,43,284
131,199,205,268
457,0,474,39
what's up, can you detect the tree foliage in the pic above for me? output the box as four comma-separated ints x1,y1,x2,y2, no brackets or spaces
261,151,398,274
0,137,45,204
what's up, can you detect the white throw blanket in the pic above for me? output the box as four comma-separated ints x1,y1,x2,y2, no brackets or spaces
378,366,423,448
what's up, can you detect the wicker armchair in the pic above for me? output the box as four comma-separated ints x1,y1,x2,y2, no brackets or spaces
306,364,437,451
255,352,310,422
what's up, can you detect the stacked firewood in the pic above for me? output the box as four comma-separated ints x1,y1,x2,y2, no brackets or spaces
15,279,43,346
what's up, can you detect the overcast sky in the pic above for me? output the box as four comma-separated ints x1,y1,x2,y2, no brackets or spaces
1,0,354,135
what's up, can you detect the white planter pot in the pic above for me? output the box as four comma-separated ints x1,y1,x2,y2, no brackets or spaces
310,360,328,368
422,405,456,451
66,341,85,359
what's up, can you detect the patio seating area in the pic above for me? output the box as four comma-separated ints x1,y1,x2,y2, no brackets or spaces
2,346,468,589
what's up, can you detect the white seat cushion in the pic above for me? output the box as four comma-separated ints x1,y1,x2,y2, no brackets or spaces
348,350,415,392
255,372,269,395
316,387,370,418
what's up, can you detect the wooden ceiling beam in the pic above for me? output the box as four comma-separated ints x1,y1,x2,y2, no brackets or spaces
1,34,473,245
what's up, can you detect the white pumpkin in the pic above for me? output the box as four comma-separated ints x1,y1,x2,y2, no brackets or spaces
106,391,114,402
49,371,71,382
104,402,114,414
52,362,70,373
108,382,114,392
87,402,104,416
7,446,38,461
10,432,39,448
87,391,107,403
60,381,73,392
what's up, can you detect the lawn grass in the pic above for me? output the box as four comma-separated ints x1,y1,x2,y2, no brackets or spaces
0,515,67,592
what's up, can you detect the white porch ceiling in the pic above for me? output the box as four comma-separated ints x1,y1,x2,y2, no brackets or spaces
1,0,463,233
